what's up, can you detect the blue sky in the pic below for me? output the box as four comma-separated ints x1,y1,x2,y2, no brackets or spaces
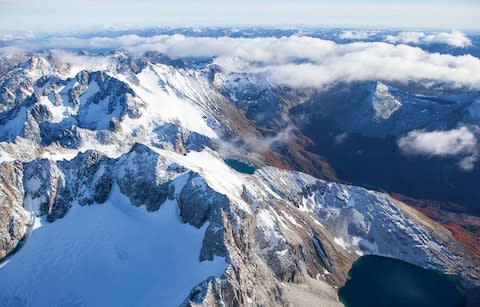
0,0,479,33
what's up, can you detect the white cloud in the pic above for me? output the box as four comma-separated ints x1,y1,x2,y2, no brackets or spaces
334,132,349,144
458,155,477,171
242,124,294,153
397,127,478,171
385,30,472,48
50,50,117,74
2,34,480,90
386,32,426,45
338,31,374,40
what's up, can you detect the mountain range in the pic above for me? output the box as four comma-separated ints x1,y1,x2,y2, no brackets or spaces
0,30,479,306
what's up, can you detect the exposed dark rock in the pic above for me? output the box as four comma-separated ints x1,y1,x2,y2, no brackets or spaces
30,103,52,123
23,159,63,216
153,123,215,153
77,70,142,131
115,143,169,211
177,172,230,261
0,162,27,259
61,150,113,206
177,172,228,228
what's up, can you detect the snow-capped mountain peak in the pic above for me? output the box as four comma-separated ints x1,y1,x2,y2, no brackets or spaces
370,81,402,121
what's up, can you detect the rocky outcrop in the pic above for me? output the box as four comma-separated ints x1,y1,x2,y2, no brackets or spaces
115,143,171,211
182,203,291,307
153,123,216,154
0,162,28,259
23,158,63,217
58,150,114,205
177,172,230,261
76,70,143,131
22,151,115,222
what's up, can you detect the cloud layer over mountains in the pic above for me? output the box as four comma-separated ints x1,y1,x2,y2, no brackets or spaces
338,29,472,48
385,30,472,48
2,32,479,90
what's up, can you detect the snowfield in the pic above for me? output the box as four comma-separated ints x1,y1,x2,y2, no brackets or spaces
0,184,226,307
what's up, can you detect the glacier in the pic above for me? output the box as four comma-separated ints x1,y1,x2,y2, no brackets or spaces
0,183,226,307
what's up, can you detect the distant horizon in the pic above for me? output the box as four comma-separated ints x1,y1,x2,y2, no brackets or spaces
1,25,480,39
1,0,479,34
2,24,480,37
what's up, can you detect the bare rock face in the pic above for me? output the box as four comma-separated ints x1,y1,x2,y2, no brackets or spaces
181,204,291,307
58,150,114,207
177,172,229,261
0,162,28,259
23,159,63,217
115,143,171,211
76,70,142,131
0,57,38,115
23,151,115,222
178,173,228,228
153,123,216,154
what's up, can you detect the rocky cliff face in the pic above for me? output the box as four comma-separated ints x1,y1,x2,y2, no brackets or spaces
0,162,29,259
0,52,479,306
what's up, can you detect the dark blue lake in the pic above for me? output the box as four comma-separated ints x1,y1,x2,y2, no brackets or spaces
338,255,466,307
224,159,256,174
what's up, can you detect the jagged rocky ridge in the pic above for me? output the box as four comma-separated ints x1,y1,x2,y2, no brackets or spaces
0,52,479,306
1,143,479,306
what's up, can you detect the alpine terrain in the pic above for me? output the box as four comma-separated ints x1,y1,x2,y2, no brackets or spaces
0,28,479,306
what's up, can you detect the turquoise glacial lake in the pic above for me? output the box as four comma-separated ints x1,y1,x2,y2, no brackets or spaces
338,255,466,307
224,159,256,174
